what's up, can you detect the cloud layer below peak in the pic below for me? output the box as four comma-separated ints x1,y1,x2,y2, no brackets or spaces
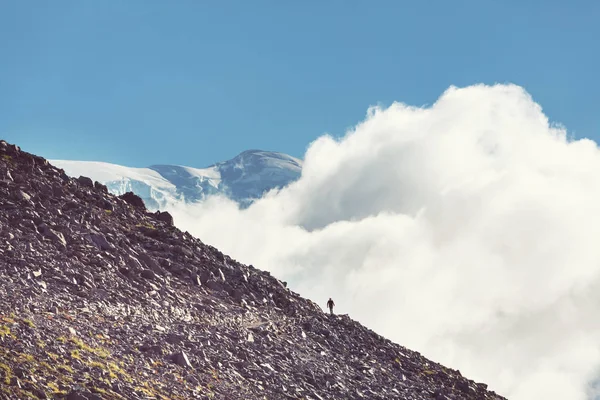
170,84,600,400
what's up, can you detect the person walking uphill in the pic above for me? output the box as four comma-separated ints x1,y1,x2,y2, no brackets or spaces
327,298,335,315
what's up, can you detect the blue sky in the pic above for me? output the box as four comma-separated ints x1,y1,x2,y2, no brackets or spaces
1,1,599,167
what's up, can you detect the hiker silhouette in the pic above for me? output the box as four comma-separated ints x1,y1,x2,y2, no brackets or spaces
327,298,335,315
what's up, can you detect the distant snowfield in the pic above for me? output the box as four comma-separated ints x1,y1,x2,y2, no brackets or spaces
51,150,303,210
51,160,177,191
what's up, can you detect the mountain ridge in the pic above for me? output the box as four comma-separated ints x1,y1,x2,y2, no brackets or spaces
0,140,505,400
52,150,302,210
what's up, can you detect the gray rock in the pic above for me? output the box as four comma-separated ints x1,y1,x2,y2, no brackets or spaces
170,351,192,368
155,211,174,226
141,269,156,280
37,223,67,248
127,256,143,271
18,190,31,201
119,191,146,210
76,176,94,188
138,252,163,274
94,181,108,193
230,288,243,303
66,391,102,400
84,232,113,251
101,200,114,211
205,280,222,291
52,184,64,197
165,333,185,345
192,273,202,286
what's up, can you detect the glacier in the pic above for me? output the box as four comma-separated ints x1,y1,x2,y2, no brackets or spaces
52,150,302,210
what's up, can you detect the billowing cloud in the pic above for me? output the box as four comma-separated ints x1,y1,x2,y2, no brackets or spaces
168,84,600,400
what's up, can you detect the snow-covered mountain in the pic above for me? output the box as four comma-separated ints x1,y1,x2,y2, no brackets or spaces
52,150,302,210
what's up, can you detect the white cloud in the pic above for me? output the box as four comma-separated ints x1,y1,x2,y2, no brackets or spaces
169,84,600,400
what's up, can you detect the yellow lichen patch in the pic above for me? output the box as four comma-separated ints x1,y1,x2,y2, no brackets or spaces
1,155,12,163
1,386,13,396
89,386,107,394
151,359,164,367
47,382,67,395
69,336,88,349
107,361,133,382
89,385,126,400
70,349,81,360
211,368,220,381
87,360,106,370
134,386,155,397
22,318,35,328
0,363,12,385
16,389,38,399
0,315,16,324
94,347,110,359
0,325,14,338
57,363,74,374
16,352,35,363
136,222,156,230
133,381,162,398
69,336,110,358
97,377,112,386
38,361,53,371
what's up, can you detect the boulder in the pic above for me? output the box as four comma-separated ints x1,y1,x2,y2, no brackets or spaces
77,176,94,188
229,288,244,303
17,190,31,202
84,232,113,251
119,191,146,210
94,181,108,193
101,200,114,211
205,280,222,291
154,210,174,226
37,223,67,249
141,269,156,280
138,252,163,274
170,351,192,368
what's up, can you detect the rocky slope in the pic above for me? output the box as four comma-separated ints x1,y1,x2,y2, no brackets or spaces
52,150,302,210
0,140,505,400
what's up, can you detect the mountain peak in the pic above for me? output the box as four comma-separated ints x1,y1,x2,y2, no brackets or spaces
52,149,303,210
213,149,303,169
237,148,270,155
